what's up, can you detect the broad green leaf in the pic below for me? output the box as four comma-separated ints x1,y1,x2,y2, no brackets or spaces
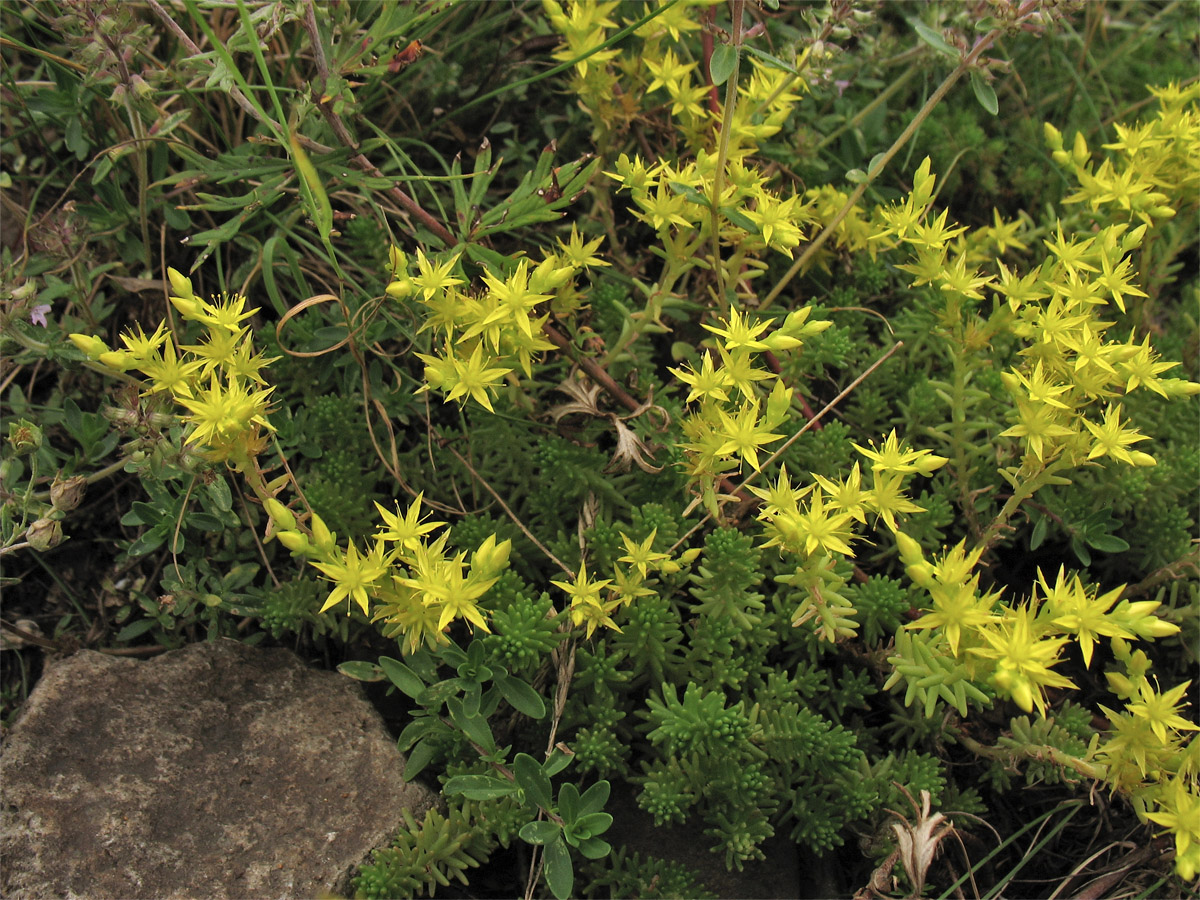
1087,534,1129,553
578,780,611,817
116,619,157,642
444,774,520,800
971,71,999,115
519,820,561,845
187,512,224,532
558,782,579,823
447,697,496,751
576,835,612,859
544,746,574,777
668,181,708,206
205,476,233,512
909,18,959,59
337,660,385,682
543,835,574,900
710,43,738,86
513,752,553,810
402,739,436,781
494,671,546,719
378,656,426,698
721,205,757,232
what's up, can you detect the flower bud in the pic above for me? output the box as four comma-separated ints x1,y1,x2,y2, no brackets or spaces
277,530,310,553
1043,122,1063,152
472,535,512,578
167,267,195,301
50,474,87,512
263,497,296,531
1121,224,1147,251
913,453,949,476
905,562,938,591
893,530,925,567
386,278,415,300
387,246,408,278
26,517,64,551
99,349,135,371
168,293,203,320
310,511,333,551
7,419,42,455
69,333,111,360
130,74,153,99
1071,131,1090,167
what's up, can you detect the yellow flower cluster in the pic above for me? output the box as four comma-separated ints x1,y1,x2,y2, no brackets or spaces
1047,81,1200,225
892,525,1196,879
388,227,606,413
70,268,277,469
759,431,946,642
668,306,829,516
551,530,700,639
267,492,512,655
876,156,1199,472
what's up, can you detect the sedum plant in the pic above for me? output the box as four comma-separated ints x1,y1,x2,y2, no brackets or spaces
5,0,1198,896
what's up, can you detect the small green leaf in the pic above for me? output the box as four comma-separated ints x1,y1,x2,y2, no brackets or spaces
447,697,496,752
116,618,157,642
1086,534,1129,554
1030,515,1048,551
909,18,959,59
444,774,520,800
721,205,757,232
462,680,482,719
544,746,574,777
577,780,611,817
126,525,168,557
402,739,436,781
450,151,470,228
558,782,580,823
667,181,708,206
205,476,233,512
419,678,463,708
519,820,561,845
709,43,738,86
378,656,426,698
396,718,434,752
337,660,385,682
576,835,612,860
187,512,224,533
970,71,999,115
513,752,554,810
543,835,574,900
494,671,546,719
741,45,793,73
574,812,614,838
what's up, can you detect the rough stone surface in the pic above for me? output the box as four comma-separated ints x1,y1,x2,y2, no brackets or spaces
1,639,436,899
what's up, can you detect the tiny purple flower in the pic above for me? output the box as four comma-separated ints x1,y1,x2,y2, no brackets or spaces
29,304,51,327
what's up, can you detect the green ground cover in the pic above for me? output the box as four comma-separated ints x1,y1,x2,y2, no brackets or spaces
2,1,1198,896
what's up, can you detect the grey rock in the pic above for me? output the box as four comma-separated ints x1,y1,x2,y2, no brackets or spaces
1,639,436,899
